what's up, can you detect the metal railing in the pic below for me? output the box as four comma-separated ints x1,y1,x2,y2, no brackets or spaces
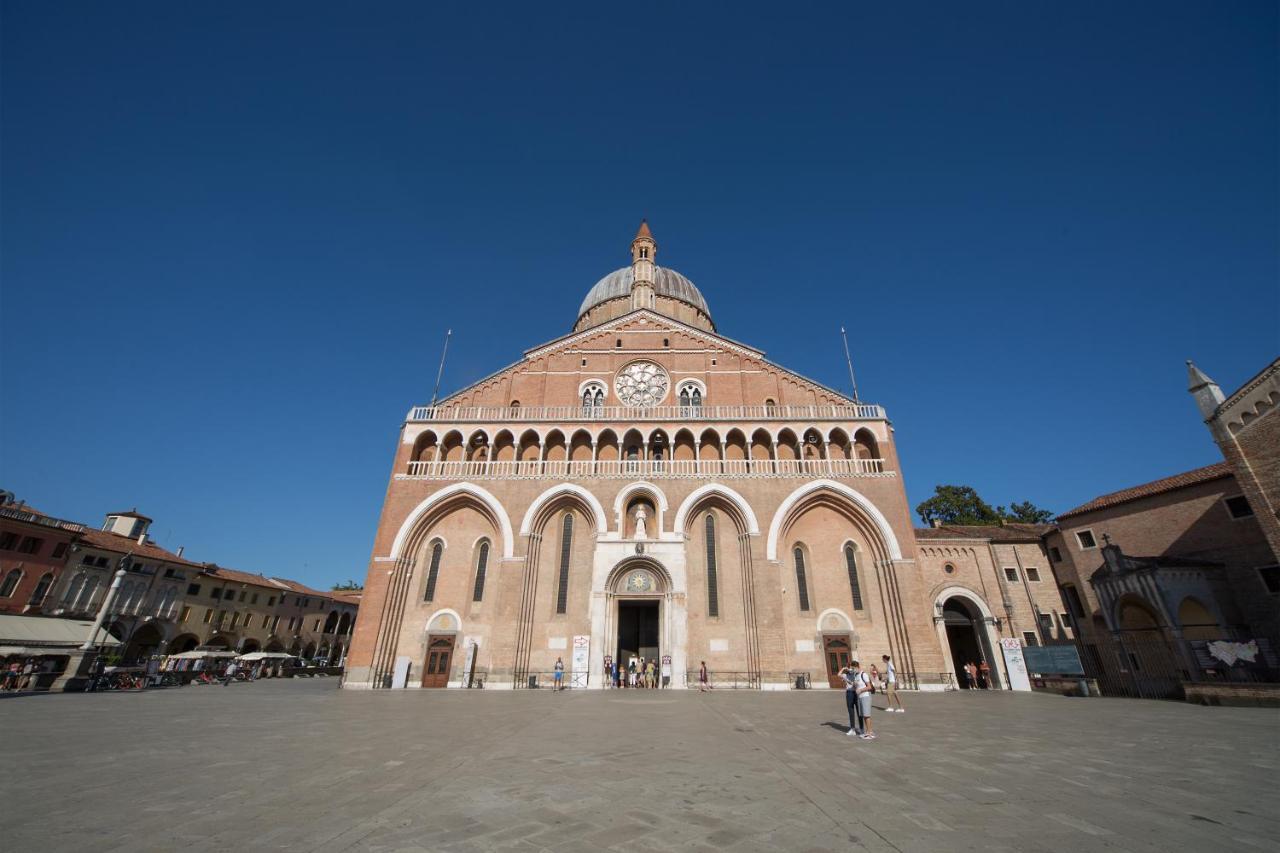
520,671,589,689
403,457,888,480
687,670,760,689
408,402,887,423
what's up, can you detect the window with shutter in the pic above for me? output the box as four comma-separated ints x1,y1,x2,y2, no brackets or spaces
705,514,719,617
843,545,864,610
424,542,443,602
556,513,574,614
793,547,810,612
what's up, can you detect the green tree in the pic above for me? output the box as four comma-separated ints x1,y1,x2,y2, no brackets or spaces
916,486,1055,526
332,580,363,591
915,485,1002,526
1002,500,1054,524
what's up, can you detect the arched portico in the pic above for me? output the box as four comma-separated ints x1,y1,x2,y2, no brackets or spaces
672,483,760,536
520,483,609,537
766,479,903,561
931,586,1005,689
391,483,515,560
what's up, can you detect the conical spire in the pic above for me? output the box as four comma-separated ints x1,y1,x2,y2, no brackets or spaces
634,219,653,240
1186,360,1214,391
1186,359,1225,420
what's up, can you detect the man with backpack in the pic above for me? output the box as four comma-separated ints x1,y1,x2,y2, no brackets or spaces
842,661,876,740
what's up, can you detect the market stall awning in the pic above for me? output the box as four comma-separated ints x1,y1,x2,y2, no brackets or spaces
0,614,121,652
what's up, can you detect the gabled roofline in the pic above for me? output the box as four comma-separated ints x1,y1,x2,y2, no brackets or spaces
429,309,861,411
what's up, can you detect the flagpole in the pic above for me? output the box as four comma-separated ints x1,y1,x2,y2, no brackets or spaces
840,326,860,402
430,329,452,408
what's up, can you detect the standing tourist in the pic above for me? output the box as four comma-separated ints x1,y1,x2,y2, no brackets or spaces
646,658,656,689
661,656,671,689
628,657,637,688
604,658,614,689
698,660,709,692
841,665,862,737
553,656,564,691
851,661,876,740
978,659,992,689
881,655,905,713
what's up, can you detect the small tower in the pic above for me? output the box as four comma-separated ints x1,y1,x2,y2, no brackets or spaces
630,220,657,311
1187,360,1225,422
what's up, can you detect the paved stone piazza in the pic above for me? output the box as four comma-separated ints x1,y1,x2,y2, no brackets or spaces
2,682,1277,853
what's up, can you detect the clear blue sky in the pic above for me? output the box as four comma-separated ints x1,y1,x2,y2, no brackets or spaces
2,3,1275,589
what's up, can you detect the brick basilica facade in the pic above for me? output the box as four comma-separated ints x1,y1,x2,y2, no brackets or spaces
344,223,1062,690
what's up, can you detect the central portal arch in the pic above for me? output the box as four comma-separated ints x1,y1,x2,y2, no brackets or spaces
601,558,679,688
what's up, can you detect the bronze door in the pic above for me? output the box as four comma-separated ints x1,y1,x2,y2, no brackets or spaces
824,636,851,688
421,635,455,688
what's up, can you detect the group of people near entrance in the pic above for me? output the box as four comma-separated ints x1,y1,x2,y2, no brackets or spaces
959,659,992,690
842,655,906,741
603,655,670,688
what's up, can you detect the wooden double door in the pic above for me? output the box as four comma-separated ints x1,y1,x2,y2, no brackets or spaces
421,635,455,688
824,635,852,688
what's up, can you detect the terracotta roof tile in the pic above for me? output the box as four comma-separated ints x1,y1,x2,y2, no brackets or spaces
1056,462,1232,520
78,528,201,567
914,523,1053,542
204,566,281,589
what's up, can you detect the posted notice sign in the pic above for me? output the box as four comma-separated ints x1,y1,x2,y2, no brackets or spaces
999,638,1032,692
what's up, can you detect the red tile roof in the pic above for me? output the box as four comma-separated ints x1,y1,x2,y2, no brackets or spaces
204,566,282,589
78,528,201,567
915,523,1053,542
1056,462,1232,520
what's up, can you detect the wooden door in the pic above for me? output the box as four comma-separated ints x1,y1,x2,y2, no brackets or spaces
421,635,455,688
823,636,851,688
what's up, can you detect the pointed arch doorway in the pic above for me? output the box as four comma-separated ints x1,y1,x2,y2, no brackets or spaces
604,558,673,686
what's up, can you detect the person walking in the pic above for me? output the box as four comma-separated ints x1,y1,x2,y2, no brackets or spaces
965,661,978,690
628,657,638,688
661,656,671,689
698,660,709,692
978,659,992,689
604,658,614,689
222,660,239,686
647,658,656,689
553,656,564,691
881,655,905,713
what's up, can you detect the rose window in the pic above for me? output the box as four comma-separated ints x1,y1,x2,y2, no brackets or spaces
614,361,669,408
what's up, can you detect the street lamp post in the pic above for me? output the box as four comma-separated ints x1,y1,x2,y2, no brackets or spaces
81,568,127,652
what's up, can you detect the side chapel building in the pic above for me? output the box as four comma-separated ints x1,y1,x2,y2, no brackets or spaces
345,224,1065,690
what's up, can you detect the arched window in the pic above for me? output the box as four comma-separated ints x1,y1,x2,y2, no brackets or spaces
509,400,520,411
691,388,702,411
765,398,778,415
555,513,574,614
581,383,605,415
793,546,811,612
28,572,54,606
704,514,720,617
61,573,82,605
843,545,864,611
0,568,22,598
472,540,490,602
423,541,444,602
680,388,690,408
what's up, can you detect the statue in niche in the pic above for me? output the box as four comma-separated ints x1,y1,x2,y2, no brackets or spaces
634,505,648,540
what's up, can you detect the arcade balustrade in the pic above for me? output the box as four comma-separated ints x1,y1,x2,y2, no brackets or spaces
408,402,887,423
401,457,888,480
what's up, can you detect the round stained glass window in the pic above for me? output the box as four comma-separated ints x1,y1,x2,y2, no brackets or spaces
614,361,670,408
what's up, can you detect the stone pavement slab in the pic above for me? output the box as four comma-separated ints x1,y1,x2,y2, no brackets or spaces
0,681,1277,852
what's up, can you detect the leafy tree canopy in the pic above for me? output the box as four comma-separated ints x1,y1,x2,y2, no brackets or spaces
332,580,363,591
916,485,1053,526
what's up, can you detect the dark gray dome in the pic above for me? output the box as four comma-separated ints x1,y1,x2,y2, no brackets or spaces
577,266,710,319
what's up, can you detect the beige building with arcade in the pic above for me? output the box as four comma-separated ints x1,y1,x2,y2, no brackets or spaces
345,224,1058,691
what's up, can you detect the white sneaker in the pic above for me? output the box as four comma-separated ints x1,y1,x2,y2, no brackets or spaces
847,728,858,736
898,709,906,713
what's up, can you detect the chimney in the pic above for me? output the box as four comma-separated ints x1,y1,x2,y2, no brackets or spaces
931,519,943,528
137,531,148,545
